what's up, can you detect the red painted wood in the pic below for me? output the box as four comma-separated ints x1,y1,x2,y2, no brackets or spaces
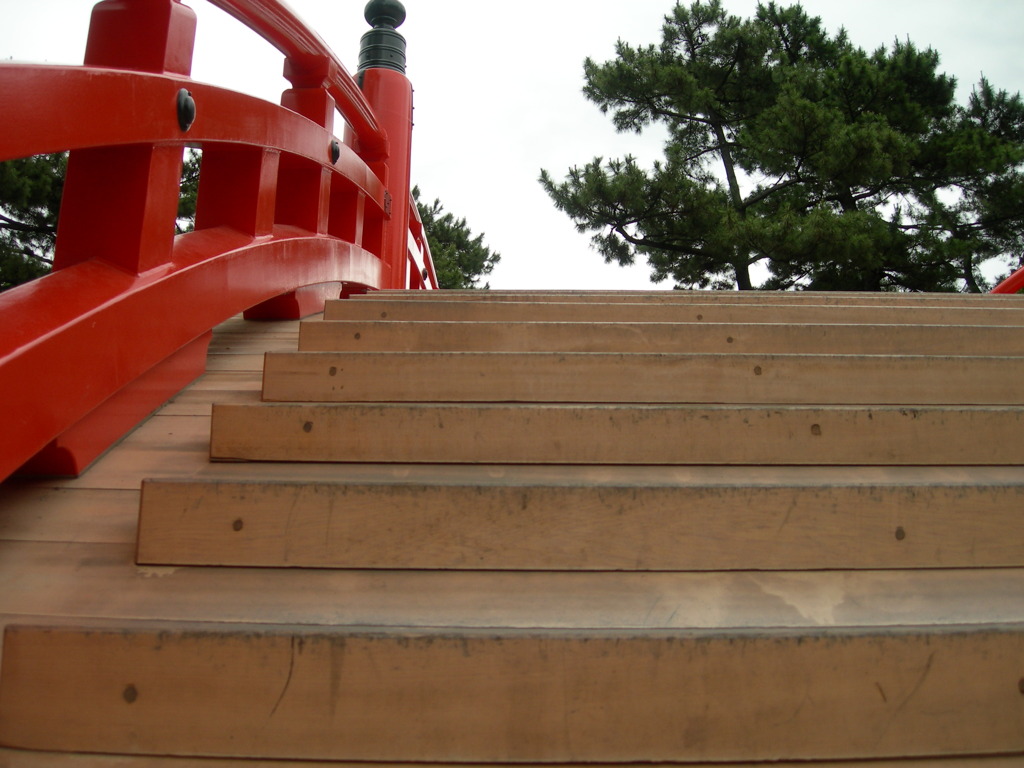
359,67,415,289
0,0,428,480
243,282,343,320
214,0,386,156
991,267,1024,294
17,333,211,477
0,232,384,480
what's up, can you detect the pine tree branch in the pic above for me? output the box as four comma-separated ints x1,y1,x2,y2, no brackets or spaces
0,211,55,235
741,177,804,209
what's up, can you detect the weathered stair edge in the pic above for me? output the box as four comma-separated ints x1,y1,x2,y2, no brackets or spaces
209,403,1024,465
260,351,1024,405
2,750,1022,768
137,478,1024,570
324,297,1024,325
2,622,1023,763
298,319,1024,355
358,288,1024,306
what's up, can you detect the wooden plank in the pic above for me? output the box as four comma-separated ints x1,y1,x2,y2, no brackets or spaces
0,487,137,545
324,298,1024,325
2,751,1021,768
5,539,1024,628
2,623,1022,762
44,414,216,491
260,351,1024,405
210,403,1024,465
137,479,1024,570
300,319,1024,355
1,752,1021,768
204,353,269,372
361,289,1024,306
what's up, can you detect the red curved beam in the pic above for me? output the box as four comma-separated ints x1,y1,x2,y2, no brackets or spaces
991,266,1024,294
0,227,383,482
0,0,428,480
0,65,384,207
205,0,386,156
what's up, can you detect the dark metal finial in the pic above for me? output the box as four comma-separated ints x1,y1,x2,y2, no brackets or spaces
364,0,406,30
358,0,407,75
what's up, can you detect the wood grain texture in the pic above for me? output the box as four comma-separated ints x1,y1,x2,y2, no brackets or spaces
4,297,1024,765
358,289,1024,306
210,402,1024,465
2,753,1022,768
0,487,137,545
324,298,1024,325
261,351,1024,404
2,752,1022,768
137,479,1024,569
8,540,1024,630
299,319,1024,355
2,623,1022,762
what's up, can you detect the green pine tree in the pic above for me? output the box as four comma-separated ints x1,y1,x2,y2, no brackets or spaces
413,187,500,289
0,152,65,291
540,0,1024,291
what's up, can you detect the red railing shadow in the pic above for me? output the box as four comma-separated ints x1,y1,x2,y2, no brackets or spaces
0,0,434,482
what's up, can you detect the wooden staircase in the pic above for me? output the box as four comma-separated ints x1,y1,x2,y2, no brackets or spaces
3,289,1024,765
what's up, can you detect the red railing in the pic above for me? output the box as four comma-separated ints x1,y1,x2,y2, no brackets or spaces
0,0,434,482
991,264,1024,294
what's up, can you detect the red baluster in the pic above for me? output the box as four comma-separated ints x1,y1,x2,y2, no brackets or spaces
55,0,197,275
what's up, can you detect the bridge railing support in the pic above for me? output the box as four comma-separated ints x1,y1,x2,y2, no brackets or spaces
0,0,432,482
991,263,1024,294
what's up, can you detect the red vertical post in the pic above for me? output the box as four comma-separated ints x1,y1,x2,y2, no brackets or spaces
54,0,197,274
357,0,414,290
22,0,202,476
241,55,343,320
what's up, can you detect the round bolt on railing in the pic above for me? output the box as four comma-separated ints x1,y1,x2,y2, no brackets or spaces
176,88,196,132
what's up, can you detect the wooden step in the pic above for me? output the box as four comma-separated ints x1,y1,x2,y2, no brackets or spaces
2,751,1020,768
299,319,1024,355
14,534,1024,629
324,298,1024,325
362,288,1024,306
136,477,1024,569
8,298,1024,766
261,351,1024,404
210,402,1024,465
2,621,1022,763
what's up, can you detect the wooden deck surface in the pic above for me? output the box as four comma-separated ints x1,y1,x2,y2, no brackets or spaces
0,315,1022,634
2,308,1024,765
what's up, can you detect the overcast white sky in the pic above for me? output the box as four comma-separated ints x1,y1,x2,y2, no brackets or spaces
3,1,1023,289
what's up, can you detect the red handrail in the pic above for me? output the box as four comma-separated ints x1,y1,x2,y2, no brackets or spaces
991,264,1024,294
408,191,440,290
0,0,430,482
205,0,386,157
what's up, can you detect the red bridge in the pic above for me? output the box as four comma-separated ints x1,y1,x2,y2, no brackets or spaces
0,0,435,483
1,1,1024,765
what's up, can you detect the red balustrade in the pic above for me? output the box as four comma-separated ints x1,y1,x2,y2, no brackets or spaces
991,266,1024,294
0,0,433,482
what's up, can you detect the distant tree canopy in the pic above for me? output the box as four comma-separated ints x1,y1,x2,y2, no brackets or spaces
540,0,1024,291
413,187,500,289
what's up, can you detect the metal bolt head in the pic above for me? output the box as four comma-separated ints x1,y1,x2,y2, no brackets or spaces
176,89,196,132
